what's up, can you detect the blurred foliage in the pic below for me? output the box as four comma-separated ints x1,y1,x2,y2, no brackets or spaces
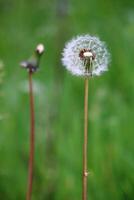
0,0,134,199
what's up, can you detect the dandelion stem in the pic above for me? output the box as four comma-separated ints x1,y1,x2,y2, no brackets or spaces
82,77,89,200
26,71,35,200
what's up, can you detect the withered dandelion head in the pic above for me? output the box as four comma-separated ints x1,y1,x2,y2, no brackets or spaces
21,44,45,73
62,35,110,77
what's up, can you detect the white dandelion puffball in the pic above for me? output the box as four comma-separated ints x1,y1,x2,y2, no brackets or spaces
62,35,110,77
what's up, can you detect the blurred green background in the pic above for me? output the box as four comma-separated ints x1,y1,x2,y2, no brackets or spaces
0,0,134,199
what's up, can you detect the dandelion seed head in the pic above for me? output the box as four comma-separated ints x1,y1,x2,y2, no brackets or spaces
62,35,110,77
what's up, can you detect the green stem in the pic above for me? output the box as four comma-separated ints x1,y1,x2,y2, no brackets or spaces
26,71,35,200
82,78,89,200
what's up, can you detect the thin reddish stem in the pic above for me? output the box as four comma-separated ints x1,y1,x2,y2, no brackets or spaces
26,71,35,200
82,78,89,200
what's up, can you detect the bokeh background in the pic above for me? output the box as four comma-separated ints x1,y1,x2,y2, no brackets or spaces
0,0,134,199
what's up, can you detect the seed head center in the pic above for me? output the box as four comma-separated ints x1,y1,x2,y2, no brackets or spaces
83,51,93,58
79,49,95,60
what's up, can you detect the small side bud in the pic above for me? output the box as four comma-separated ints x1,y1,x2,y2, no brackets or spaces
84,172,89,177
36,44,45,54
